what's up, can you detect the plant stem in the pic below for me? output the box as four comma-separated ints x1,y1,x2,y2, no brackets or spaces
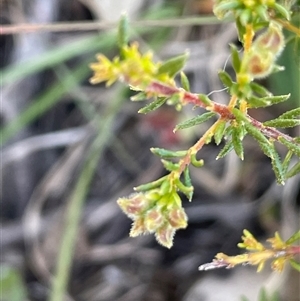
146,81,299,146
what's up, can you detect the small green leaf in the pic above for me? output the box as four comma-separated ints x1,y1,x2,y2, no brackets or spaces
282,150,293,175
218,70,233,88
198,94,212,106
191,154,204,167
244,122,271,150
214,119,227,145
278,137,300,157
263,119,300,128
232,126,244,160
180,72,190,91
183,167,192,189
236,18,246,42
131,91,148,101
214,0,241,13
216,140,234,159
285,161,300,179
232,108,249,123
174,112,215,132
138,97,167,114
160,180,172,195
218,70,234,88
134,176,168,192
286,230,300,245
249,82,272,97
247,96,271,108
289,259,300,272
270,146,285,184
239,8,252,26
150,148,187,158
279,107,300,119
256,5,269,21
161,159,179,172
174,178,194,201
158,52,189,78
261,94,290,105
230,44,241,73
273,2,291,20
118,13,129,49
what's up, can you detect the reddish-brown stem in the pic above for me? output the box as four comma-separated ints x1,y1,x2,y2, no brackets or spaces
147,81,297,145
287,245,300,255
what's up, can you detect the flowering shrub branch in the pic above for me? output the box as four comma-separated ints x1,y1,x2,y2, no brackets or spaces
90,0,300,272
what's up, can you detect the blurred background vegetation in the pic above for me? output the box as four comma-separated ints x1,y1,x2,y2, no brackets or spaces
1,0,299,301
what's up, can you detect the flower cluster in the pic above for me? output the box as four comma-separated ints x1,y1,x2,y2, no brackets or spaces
240,22,285,80
117,188,188,248
89,42,175,89
199,230,296,272
213,0,289,25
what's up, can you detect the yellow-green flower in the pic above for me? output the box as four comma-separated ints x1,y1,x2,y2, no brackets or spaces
117,184,188,248
267,232,287,250
238,229,265,251
89,54,120,86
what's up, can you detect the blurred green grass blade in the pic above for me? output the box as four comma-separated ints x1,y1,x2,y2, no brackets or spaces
0,4,182,87
0,60,91,145
269,34,300,107
0,265,27,301
0,33,116,86
49,87,126,301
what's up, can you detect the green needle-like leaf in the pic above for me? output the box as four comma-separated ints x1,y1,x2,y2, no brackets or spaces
174,179,194,201
118,13,129,49
230,44,241,73
158,52,189,77
282,150,293,175
263,119,300,128
214,119,227,145
180,72,190,91
278,137,300,157
232,126,244,160
174,112,215,131
247,96,272,108
279,107,300,119
190,154,204,167
138,97,167,114
150,148,187,158
249,82,272,97
289,259,300,272
134,176,168,192
216,140,234,159
270,146,285,184
218,70,234,88
161,159,180,172
273,3,291,20
261,94,290,105
285,161,300,179
286,230,300,245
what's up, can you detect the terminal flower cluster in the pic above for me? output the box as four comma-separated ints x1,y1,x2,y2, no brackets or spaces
117,188,188,248
199,230,298,272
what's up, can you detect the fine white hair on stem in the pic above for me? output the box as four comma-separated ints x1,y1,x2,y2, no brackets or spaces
207,87,228,97
222,46,243,71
